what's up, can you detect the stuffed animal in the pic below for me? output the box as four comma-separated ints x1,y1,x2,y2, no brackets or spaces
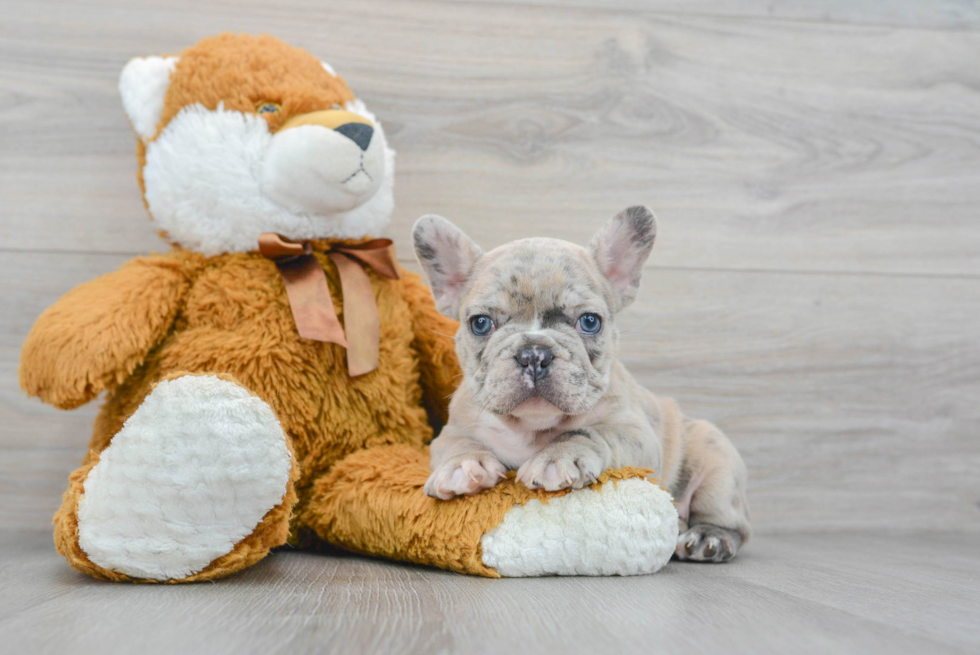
19,33,678,582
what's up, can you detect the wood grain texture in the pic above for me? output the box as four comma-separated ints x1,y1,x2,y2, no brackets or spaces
2,0,980,275
459,0,980,30
1,530,978,655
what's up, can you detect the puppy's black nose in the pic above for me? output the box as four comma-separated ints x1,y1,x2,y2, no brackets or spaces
334,122,374,151
517,346,554,381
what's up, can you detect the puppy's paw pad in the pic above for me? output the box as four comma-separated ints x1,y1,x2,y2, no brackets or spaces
425,456,506,500
675,524,740,563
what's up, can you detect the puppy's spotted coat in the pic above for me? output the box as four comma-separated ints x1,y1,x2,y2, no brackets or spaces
413,207,750,562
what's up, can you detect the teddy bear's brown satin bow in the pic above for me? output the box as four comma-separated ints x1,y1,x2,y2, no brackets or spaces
259,233,401,377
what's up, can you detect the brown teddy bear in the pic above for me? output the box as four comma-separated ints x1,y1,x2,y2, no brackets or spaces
19,33,677,582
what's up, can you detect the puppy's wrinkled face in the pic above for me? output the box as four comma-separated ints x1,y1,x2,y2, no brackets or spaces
456,239,616,414
414,206,656,418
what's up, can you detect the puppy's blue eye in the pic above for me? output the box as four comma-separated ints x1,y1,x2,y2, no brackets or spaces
577,313,602,335
470,315,494,336
256,102,281,115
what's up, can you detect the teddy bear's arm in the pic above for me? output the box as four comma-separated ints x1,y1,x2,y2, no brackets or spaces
400,270,462,425
19,254,192,410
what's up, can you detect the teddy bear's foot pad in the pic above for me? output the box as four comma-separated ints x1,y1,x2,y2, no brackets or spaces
77,375,292,581
480,478,678,576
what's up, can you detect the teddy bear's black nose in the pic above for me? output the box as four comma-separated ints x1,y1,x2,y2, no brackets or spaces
335,122,374,151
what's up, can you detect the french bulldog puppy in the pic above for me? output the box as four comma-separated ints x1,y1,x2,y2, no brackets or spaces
412,207,750,562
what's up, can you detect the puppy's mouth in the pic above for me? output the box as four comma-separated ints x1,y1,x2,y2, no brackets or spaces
502,395,565,430
510,395,562,417
493,381,574,417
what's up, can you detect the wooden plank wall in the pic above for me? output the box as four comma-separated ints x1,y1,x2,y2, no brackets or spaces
2,0,978,535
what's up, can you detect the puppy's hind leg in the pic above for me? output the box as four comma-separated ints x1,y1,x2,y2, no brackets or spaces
672,419,750,563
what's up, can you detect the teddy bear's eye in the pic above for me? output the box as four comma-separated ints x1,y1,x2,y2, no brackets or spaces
256,102,281,115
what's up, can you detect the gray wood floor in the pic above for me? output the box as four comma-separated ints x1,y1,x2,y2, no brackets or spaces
1,0,978,653
2,529,978,655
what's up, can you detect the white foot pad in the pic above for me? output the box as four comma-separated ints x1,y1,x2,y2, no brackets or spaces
77,375,292,580
480,478,679,577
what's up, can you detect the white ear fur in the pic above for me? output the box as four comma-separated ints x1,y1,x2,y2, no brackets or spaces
413,215,483,319
119,56,179,141
588,206,657,311
321,61,337,77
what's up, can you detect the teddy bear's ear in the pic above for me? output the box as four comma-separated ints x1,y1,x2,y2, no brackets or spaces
119,56,179,141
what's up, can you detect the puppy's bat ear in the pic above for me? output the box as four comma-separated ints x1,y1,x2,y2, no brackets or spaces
413,215,484,319
588,206,657,311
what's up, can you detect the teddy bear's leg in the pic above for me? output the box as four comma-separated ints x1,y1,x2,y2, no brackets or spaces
300,444,678,577
53,374,298,582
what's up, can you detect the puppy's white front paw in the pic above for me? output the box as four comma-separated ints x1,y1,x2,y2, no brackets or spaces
425,455,507,500
516,445,604,491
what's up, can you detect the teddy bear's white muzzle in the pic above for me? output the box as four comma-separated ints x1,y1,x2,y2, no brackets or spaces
260,123,386,215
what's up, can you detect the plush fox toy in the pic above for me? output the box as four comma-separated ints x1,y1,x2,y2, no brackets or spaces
19,33,678,582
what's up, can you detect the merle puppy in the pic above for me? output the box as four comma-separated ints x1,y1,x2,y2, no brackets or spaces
413,206,750,562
